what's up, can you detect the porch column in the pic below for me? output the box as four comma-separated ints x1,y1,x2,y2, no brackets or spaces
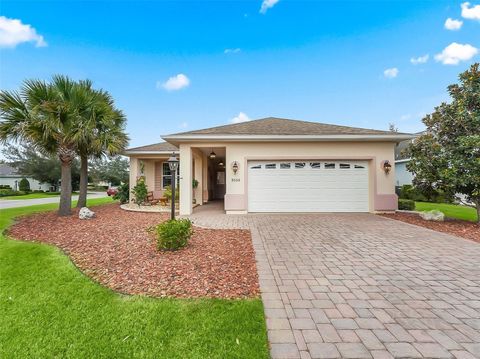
194,152,203,205
129,157,138,203
202,154,208,203
179,144,193,215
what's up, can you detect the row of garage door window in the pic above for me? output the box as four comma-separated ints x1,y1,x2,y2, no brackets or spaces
250,162,366,170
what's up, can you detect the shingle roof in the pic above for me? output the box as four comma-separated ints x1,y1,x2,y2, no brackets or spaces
166,117,410,137
125,142,178,153
0,164,18,176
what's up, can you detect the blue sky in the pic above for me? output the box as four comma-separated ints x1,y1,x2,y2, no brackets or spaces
1,0,479,148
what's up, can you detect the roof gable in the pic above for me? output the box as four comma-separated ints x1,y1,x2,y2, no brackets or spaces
166,117,410,137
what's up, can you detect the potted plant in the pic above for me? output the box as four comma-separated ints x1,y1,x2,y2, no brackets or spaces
192,179,199,204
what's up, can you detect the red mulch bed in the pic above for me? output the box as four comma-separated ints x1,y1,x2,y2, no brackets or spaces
381,212,480,243
7,204,260,298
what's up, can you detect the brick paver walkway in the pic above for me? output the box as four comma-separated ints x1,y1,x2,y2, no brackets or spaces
188,205,480,359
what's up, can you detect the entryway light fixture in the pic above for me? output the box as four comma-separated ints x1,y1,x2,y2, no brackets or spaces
209,150,216,159
382,160,392,174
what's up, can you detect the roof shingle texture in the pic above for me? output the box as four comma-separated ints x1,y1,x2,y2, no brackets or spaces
167,117,409,136
125,142,178,152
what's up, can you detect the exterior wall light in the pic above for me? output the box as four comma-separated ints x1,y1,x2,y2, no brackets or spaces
382,160,392,174
209,150,216,159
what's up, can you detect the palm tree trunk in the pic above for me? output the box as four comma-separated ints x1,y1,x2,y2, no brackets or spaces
58,148,75,216
77,154,88,208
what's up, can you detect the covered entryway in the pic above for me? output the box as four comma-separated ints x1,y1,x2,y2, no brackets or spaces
247,160,369,212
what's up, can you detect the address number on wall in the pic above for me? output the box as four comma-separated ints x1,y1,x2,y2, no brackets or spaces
231,178,241,182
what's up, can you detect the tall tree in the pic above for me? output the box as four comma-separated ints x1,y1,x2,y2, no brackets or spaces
89,156,129,186
406,63,480,223
0,76,84,215
72,88,128,208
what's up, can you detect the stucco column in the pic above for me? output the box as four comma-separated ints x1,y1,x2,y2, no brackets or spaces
194,152,203,205
129,157,138,203
179,144,193,215
202,154,208,203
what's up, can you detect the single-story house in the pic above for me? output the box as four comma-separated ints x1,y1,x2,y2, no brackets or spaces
0,164,52,192
124,117,413,215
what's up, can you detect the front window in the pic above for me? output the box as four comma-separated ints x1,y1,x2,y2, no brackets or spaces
162,162,174,188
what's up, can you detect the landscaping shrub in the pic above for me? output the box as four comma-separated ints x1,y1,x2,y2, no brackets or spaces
398,199,415,210
152,219,193,251
0,189,26,197
0,185,12,189
163,185,179,202
32,190,45,193
399,184,454,203
113,182,129,204
131,178,148,205
18,178,31,192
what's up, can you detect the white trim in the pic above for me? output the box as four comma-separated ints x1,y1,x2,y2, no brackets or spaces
162,134,414,143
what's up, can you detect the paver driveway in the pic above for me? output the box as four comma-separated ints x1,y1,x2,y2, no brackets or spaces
189,208,480,359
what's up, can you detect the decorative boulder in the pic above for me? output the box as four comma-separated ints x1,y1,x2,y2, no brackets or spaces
79,207,96,220
419,210,444,221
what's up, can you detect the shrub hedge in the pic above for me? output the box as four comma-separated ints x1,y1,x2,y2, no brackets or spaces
398,199,415,211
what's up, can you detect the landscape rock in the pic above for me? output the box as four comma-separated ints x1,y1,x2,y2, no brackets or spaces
79,207,96,220
419,210,445,221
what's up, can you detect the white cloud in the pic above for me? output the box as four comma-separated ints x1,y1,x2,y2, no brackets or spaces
434,42,478,65
179,122,188,129
383,67,399,78
444,18,463,30
410,54,429,65
260,0,279,14
224,48,241,54
461,2,480,20
158,74,190,91
0,16,47,48
230,112,251,124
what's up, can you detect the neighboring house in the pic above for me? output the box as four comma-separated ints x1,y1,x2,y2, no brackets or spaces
124,117,413,215
0,164,52,191
394,132,424,186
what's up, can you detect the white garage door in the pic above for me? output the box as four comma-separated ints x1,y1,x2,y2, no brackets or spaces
248,160,369,212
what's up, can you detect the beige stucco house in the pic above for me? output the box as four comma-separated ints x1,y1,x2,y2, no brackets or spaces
124,117,413,215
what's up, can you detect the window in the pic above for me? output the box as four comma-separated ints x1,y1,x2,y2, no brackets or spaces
162,162,180,189
309,162,321,169
295,162,306,169
324,163,335,169
354,164,365,169
265,163,276,169
280,163,291,169
250,164,261,169
162,162,172,188
339,163,351,169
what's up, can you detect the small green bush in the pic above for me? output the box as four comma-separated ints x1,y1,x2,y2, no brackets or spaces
163,185,179,202
113,182,129,204
131,178,148,205
398,199,415,210
0,185,12,189
0,189,26,197
19,178,31,192
32,190,45,193
152,219,193,251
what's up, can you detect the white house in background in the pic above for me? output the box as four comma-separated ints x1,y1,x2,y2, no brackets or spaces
125,117,413,215
394,132,424,187
0,164,52,191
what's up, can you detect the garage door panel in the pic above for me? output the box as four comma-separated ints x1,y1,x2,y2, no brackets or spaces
248,160,369,212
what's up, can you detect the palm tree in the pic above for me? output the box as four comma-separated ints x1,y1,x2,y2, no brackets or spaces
72,88,129,208
0,75,81,216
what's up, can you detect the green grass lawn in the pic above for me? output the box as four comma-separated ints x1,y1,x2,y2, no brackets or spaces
0,191,84,200
0,198,268,358
415,201,478,222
